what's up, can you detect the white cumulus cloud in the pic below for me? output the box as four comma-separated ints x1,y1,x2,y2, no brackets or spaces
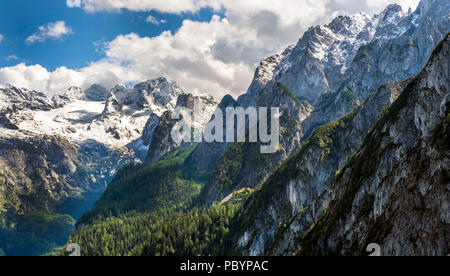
26,21,73,44
0,34,4,42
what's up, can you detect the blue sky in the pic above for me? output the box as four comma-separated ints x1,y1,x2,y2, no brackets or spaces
0,0,420,97
0,0,220,71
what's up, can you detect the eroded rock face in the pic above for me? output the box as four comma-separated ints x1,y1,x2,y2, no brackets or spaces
255,4,408,105
232,81,404,256
0,132,137,256
298,34,449,256
233,33,449,257
187,95,239,172
345,0,449,101
0,130,139,202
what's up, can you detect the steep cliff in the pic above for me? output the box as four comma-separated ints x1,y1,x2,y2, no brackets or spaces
298,33,449,256
232,80,405,255
233,33,449,256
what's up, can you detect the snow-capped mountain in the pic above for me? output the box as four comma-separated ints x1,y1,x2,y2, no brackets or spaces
0,77,218,210
233,33,449,256
244,0,449,106
0,77,216,157
0,85,54,112
237,0,450,142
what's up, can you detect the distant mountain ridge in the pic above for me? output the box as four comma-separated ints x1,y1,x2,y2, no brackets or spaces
245,0,449,105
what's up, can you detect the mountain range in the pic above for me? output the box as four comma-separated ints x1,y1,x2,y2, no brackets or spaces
0,0,448,256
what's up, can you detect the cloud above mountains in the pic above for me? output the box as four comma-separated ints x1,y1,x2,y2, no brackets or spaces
0,0,420,97
26,21,73,44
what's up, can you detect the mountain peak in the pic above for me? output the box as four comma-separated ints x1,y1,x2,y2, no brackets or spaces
133,77,184,108
0,85,54,112
85,84,109,101
64,86,84,100
112,83,130,91
376,3,405,28
327,12,371,35
218,94,237,108
383,3,403,12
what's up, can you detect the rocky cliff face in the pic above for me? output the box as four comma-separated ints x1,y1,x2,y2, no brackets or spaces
233,33,449,256
195,0,448,206
198,81,313,205
232,80,404,255
344,0,449,101
290,0,449,143
297,33,449,256
236,1,449,145
1,0,448,257
0,85,54,113
261,1,449,105
84,84,110,102
0,133,129,210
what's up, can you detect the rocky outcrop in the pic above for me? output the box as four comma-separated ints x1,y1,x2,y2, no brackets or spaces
52,86,86,107
196,0,449,207
300,86,360,140
194,0,448,206
187,95,239,172
93,78,184,149
238,0,448,126
261,4,408,105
